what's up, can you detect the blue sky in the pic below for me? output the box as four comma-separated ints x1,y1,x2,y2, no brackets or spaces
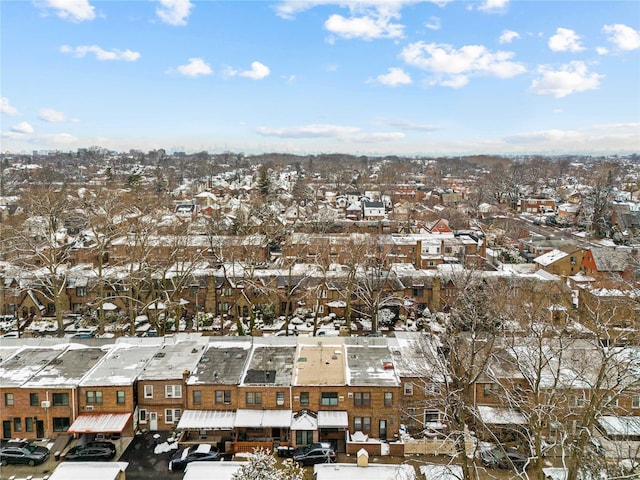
1,0,639,156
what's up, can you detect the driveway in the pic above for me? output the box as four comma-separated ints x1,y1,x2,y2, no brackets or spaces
118,431,176,480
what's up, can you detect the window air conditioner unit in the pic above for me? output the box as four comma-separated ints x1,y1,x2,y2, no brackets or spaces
41,400,51,408
86,405,94,411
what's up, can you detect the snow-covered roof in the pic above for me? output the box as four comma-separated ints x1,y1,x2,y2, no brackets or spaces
344,341,398,387
80,343,159,387
22,346,106,389
0,346,68,387
49,462,129,480
182,461,247,480
420,464,463,480
234,409,292,428
477,405,526,425
317,410,349,428
138,336,207,381
68,413,132,434
314,463,416,480
597,415,640,437
177,410,236,430
534,249,568,266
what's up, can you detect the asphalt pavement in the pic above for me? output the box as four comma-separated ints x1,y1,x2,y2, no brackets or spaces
119,431,176,480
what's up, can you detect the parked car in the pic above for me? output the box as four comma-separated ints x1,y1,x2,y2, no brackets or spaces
65,444,116,461
0,441,49,466
293,442,337,466
84,441,116,455
480,446,530,470
168,444,221,471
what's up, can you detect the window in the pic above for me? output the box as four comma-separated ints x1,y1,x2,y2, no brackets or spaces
276,392,285,406
52,393,69,406
13,417,21,432
300,392,309,406
573,392,586,407
193,390,202,405
296,430,313,445
4,393,14,406
116,390,126,405
139,409,147,423
632,395,640,409
354,417,371,433
165,385,182,399
425,410,440,424
47,303,55,314
483,383,499,396
603,394,618,408
246,392,262,405
404,383,413,396
86,391,103,404
215,390,231,404
384,392,393,407
413,288,424,297
53,417,70,432
354,392,371,406
144,385,153,399
76,287,87,297
321,290,327,298
321,392,338,406
165,409,181,424
25,417,34,432
30,393,39,406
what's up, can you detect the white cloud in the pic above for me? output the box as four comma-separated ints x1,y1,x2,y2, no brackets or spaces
504,123,639,152
226,62,270,80
499,29,520,44
60,44,140,61
38,0,95,22
603,24,640,51
530,61,603,98
596,46,609,55
478,0,509,12
273,1,453,20
548,27,584,52
256,123,403,144
38,108,75,123
385,120,438,132
374,67,412,86
324,12,404,40
439,75,469,88
256,124,360,138
400,41,525,87
425,16,440,30
155,0,193,26
1,97,18,115
173,58,212,77
240,61,270,80
42,133,79,145
348,132,405,143
11,121,34,134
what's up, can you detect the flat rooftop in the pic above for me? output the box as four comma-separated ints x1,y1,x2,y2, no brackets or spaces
293,342,346,386
23,346,107,388
0,346,66,387
188,340,251,385
80,344,160,387
138,338,207,380
242,345,295,386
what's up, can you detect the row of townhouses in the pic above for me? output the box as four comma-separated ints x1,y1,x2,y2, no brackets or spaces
1,333,639,459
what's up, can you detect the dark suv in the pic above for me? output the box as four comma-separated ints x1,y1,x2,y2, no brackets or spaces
293,442,337,466
0,441,49,466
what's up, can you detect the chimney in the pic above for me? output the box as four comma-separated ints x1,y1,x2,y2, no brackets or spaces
356,448,369,467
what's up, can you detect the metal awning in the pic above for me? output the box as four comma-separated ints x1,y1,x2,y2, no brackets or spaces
68,413,132,434
234,409,293,428
317,411,348,429
177,410,236,430
291,411,318,431
477,406,526,425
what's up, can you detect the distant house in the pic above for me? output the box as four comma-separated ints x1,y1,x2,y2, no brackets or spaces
362,200,385,220
519,197,556,213
581,247,635,281
534,247,586,276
